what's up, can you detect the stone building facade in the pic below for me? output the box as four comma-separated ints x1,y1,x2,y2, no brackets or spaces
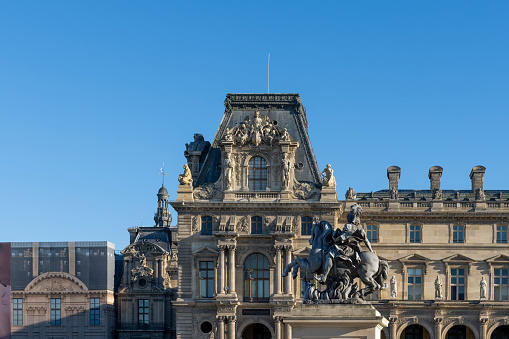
170,93,509,339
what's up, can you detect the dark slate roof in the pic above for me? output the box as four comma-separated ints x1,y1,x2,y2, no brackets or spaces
134,227,171,251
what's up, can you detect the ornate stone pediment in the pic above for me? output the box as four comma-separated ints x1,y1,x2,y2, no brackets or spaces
25,272,88,293
121,240,168,257
222,111,292,147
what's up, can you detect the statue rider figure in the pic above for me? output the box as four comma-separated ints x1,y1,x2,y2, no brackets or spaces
316,204,374,283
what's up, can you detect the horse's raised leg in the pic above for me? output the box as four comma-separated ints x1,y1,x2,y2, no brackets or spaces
282,258,299,277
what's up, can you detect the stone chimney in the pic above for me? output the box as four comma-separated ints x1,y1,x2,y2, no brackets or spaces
428,166,443,192
387,166,401,191
470,166,486,193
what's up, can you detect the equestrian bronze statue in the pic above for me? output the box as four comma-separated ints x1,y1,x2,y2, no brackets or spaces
282,204,389,303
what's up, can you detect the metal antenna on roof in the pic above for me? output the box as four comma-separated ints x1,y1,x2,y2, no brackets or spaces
268,53,270,93
159,162,167,185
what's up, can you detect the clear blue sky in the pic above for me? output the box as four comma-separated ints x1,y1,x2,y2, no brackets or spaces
1,2,508,251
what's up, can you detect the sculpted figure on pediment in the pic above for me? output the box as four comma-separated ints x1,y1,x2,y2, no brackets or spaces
222,111,293,146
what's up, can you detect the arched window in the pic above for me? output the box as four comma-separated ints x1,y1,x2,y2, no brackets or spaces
301,216,313,236
244,253,270,302
248,156,268,191
201,216,212,235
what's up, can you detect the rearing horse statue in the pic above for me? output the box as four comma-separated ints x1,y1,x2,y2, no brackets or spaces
282,219,388,301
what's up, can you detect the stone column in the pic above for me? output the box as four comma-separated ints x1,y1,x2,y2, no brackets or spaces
274,316,282,339
217,316,225,339
228,316,236,339
275,246,282,295
434,317,443,339
284,245,292,294
218,245,226,294
285,323,292,339
389,317,397,339
154,259,159,284
480,318,488,339
228,245,236,294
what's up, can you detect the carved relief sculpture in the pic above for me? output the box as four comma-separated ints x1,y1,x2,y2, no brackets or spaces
321,164,336,188
476,188,486,201
432,188,443,200
390,187,398,200
178,164,193,186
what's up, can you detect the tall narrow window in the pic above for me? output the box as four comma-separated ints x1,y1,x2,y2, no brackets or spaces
90,298,100,325
452,225,464,243
251,216,263,234
50,298,61,326
301,216,313,236
138,299,149,326
409,225,421,243
367,225,378,243
13,298,23,326
200,261,215,298
201,216,212,235
244,253,270,302
494,268,509,300
450,268,465,300
248,156,267,191
497,226,508,244
407,268,422,300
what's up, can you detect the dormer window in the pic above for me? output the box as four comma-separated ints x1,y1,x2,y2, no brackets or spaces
248,156,267,191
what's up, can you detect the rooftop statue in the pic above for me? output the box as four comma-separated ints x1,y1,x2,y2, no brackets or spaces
178,164,193,186
282,204,389,303
321,164,336,188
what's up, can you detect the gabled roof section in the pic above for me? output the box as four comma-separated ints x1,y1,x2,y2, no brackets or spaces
195,94,321,186
442,254,475,263
398,254,430,262
485,254,509,263
192,246,219,256
133,227,171,252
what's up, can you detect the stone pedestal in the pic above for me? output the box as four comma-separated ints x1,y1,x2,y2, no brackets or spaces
320,187,337,202
278,304,388,339
431,201,443,212
176,184,194,202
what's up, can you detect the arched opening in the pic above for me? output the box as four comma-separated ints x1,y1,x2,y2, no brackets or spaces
381,329,387,339
446,325,475,339
491,325,509,339
242,323,271,339
400,324,431,339
243,253,270,302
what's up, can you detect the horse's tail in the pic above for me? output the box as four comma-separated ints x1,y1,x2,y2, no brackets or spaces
375,260,389,289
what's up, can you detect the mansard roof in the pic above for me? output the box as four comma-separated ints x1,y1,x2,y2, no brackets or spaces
132,227,171,252
194,93,321,187
357,189,509,202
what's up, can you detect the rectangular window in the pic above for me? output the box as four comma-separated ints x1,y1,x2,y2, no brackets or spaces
453,225,464,243
494,268,509,300
450,268,465,300
201,216,213,235
301,216,313,236
13,298,23,326
251,216,263,234
50,298,61,326
90,298,100,325
138,299,149,326
409,225,421,243
200,261,215,298
407,268,422,300
367,225,378,243
497,226,507,244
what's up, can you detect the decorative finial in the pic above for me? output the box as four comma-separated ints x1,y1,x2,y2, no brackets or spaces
159,162,167,185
